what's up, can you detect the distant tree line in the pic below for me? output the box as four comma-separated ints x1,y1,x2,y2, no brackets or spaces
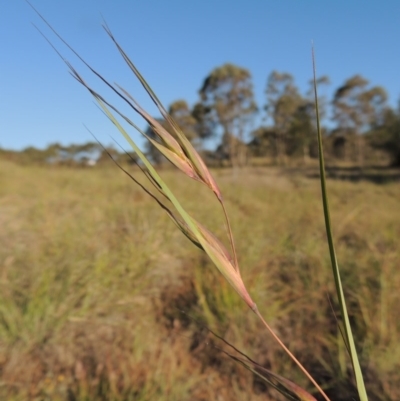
146,64,400,168
0,142,137,167
2,64,399,167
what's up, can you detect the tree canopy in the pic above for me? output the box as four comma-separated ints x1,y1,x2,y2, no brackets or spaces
198,63,257,166
6,65,400,169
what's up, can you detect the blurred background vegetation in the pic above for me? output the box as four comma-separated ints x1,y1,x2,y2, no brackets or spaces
0,63,399,401
1,64,400,169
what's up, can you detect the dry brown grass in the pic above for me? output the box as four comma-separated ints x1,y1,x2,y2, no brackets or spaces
0,161,399,400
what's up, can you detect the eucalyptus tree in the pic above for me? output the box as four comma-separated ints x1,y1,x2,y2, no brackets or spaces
168,100,199,143
369,103,400,166
265,71,303,165
306,75,331,122
191,102,215,141
332,75,387,166
199,63,257,167
291,75,330,163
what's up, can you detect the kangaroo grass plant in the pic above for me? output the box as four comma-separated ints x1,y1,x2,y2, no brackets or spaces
28,2,369,400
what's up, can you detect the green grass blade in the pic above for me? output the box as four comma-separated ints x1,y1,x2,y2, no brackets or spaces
312,48,368,401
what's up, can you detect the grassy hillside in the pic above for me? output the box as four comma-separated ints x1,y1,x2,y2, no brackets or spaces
0,161,399,400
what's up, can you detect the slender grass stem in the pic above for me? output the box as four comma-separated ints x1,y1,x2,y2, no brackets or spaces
312,46,368,401
254,308,331,401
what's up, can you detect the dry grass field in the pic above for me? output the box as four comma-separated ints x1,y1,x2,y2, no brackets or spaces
0,160,399,400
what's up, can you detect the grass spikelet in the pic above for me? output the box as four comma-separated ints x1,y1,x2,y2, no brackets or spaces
89,60,330,400
27,3,341,399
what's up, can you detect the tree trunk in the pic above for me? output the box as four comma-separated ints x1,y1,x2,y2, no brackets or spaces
303,142,310,165
357,135,364,169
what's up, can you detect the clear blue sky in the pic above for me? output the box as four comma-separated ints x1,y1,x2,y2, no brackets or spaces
1,0,399,151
